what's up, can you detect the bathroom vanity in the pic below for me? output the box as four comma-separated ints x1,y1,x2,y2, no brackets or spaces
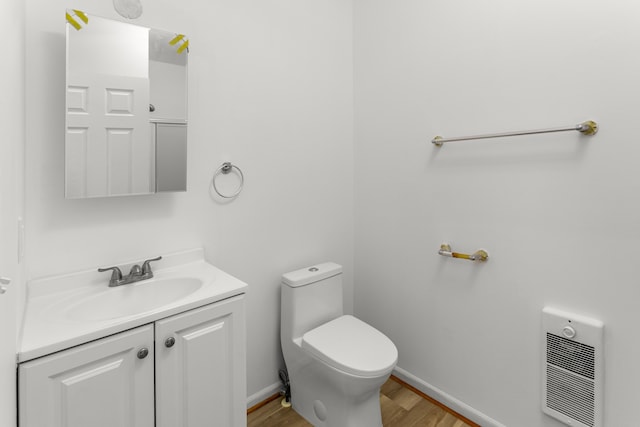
17,249,247,427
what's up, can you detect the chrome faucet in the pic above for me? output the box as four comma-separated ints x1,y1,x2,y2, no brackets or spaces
98,256,162,287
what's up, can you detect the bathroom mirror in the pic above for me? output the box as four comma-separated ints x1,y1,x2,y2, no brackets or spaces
65,10,188,198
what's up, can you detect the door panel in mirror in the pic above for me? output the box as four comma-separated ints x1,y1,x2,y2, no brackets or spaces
66,74,151,198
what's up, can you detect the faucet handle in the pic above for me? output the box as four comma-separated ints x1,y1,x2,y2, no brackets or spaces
129,264,142,276
98,266,123,285
141,256,162,275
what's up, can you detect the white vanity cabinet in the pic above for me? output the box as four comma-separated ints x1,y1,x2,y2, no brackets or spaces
18,324,155,427
18,295,246,427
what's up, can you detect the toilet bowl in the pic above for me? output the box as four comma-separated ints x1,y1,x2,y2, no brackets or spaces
280,263,398,427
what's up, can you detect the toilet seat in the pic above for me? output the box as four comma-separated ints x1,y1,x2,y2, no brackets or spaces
301,315,398,377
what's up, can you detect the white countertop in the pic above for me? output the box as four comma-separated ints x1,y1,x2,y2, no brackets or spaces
19,248,248,363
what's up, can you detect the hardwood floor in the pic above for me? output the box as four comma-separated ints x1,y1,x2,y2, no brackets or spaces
247,376,478,427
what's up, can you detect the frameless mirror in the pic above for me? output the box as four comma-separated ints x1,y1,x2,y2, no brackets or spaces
65,10,188,198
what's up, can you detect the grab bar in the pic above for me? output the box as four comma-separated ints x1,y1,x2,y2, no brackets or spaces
432,120,598,146
438,244,489,262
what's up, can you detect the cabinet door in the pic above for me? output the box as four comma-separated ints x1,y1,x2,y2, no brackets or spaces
19,325,154,427
155,295,246,427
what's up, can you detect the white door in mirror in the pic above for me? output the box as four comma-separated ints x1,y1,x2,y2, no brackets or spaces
65,15,152,199
66,74,152,198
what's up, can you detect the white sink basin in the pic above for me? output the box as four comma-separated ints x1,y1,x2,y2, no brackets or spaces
19,249,249,363
66,277,204,321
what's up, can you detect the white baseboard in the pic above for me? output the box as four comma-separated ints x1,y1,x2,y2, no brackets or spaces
246,381,282,409
393,366,506,427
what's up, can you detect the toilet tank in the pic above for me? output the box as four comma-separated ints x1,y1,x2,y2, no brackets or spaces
281,262,343,341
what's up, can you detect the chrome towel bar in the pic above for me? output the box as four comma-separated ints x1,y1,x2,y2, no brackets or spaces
432,120,598,146
438,243,489,262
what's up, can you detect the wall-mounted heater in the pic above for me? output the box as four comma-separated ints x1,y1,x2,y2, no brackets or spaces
543,307,604,427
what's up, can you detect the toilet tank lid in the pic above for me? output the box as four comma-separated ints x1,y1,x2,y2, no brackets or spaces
282,262,342,287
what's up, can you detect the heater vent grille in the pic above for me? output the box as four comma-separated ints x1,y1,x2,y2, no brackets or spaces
547,333,595,380
543,308,603,427
546,364,595,427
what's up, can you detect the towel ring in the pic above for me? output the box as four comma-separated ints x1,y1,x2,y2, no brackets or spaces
212,162,244,198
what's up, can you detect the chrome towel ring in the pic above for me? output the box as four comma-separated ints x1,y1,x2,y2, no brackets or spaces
212,162,244,198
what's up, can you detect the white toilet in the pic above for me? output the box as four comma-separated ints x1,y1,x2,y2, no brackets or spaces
280,262,398,427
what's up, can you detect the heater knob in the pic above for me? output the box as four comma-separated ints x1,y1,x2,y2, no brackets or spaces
562,325,576,339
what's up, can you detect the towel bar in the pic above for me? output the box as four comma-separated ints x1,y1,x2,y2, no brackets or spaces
432,120,598,146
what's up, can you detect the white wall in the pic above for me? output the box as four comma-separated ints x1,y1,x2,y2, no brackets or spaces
354,0,640,426
25,0,353,401
0,0,24,424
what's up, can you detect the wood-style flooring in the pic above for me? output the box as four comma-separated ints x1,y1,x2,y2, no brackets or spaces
247,376,478,427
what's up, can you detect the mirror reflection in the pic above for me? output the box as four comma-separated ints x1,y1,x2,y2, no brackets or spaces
65,11,188,199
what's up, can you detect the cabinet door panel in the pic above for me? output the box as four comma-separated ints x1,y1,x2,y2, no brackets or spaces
155,296,246,427
19,325,154,427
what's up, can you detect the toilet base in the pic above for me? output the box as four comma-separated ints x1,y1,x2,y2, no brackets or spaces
293,390,383,427
289,356,390,427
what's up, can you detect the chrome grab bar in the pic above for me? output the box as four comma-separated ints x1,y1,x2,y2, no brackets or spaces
438,243,489,262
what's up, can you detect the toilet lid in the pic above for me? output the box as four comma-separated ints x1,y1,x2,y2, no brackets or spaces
301,315,398,377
